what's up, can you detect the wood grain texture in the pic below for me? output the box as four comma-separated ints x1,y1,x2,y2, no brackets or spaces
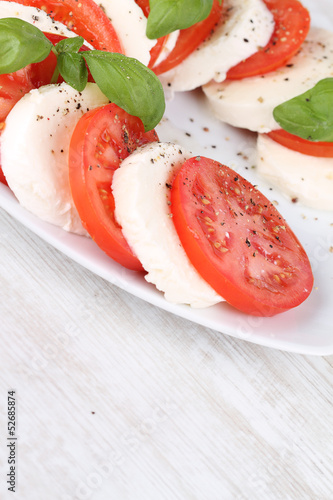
1,208,333,500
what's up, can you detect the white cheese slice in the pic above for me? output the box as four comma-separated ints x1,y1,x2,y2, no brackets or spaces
1,83,109,234
0,1,85,40
95,0,155,65
112,142,224,308
158,0,274,93
256,134,333,211
203,27,333,133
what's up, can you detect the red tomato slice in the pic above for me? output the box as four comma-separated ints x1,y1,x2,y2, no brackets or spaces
14,0,123,52
0,140,7,185
68,103,159,271
171,156,313,316
135,0,223,73
266,129,333,157
0,169,6,185
226,0,311,79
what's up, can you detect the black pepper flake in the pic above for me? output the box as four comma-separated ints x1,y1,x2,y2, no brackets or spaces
245,237,251,247
123,130,129,144
165,182,172,189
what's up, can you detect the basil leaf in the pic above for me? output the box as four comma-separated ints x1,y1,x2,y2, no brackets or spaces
55,36,85,54
146,0,214,39
83,51,165,131
57,52,88,92
273,78,333,142
0,18,52,74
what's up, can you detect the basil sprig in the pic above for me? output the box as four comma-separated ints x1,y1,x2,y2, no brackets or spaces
146,0,219,39
0,18,165,131
273,78,333,142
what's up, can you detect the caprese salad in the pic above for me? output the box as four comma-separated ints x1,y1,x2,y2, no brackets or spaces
0,0,316,317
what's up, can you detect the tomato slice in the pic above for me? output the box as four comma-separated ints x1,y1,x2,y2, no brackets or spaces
171,156,313,316
14,0,122,52
135,0,223,73
226,0,311,79
68,103,159,271
266,129,333,157
0,144,7,185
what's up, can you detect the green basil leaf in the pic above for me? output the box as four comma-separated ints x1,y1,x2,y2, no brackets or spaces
146,0,214,39
273,78,333,142
55,36,85,55
57,52,88,92
83,51,165,131
0,18,52,74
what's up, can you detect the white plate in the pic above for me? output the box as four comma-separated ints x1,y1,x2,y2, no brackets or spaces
1,0,333,355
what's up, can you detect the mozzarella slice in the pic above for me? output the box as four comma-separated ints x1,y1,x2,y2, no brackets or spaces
112,142,224,308
95,0,155,65
1,83,109,235
256,134,333,211
0,1,85,40
203,27,333,133
158,0,274,93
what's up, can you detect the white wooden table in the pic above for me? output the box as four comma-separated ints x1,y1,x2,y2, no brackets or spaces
1,206,333,500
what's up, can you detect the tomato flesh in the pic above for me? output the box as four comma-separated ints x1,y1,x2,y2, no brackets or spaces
171,157,313,316
135,0,223,73
266,129,333,157
14,0,123,52
68,103,159,271
226,0,311,79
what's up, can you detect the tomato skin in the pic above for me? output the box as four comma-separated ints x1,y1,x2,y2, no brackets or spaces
226,0,311,79
14,0,123,52
0,148,7,185
171,157,313,316
135,0,223,73
69,103,159,271
266,129,333,158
